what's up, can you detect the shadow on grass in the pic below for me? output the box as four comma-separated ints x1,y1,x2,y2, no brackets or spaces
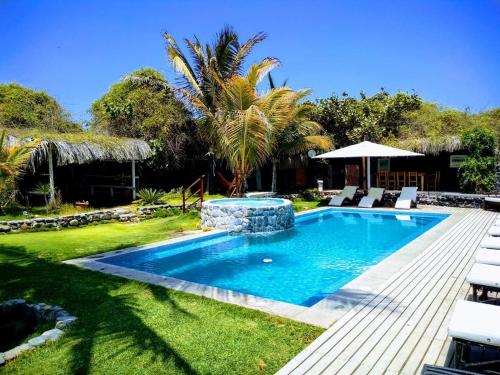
0,245,198,375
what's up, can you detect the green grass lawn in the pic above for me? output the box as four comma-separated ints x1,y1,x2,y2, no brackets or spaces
0,213,323,374
291,198,328,212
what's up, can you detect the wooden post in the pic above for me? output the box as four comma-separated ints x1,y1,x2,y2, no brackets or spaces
48,146,55,201
182,189,186,213
200,175,204,206
131,158,136,200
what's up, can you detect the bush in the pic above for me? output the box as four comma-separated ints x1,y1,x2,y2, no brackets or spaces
459,127,497,193
461,127,496,158
459,157,497,193
152,207,181,218
136,188,165,205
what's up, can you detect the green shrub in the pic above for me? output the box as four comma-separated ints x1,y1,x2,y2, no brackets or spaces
459,127,497,193
136,188,165,205
459,157,497,193
152,207,181,218
461,127,496,158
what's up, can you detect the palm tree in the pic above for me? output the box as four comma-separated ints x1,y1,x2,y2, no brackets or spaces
0,130,33,210
181,60,298,196
164,26,272,113
266,74,332,192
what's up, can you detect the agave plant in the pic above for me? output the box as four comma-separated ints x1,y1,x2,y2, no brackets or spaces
136,188,165,205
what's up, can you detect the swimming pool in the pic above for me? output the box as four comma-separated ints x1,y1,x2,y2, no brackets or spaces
99,209,448,307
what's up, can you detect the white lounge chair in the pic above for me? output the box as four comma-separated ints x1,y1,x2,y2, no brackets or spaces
448,300,500,368
484,197,500,210
488,226,500,237
480,236,500,250
394,187,418,210
476,248,500,266
358,188,385,208
329,186,358,207
466,263,500,301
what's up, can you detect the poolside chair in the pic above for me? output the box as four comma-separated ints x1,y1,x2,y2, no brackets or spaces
358,188,385,208
448,300,500,370
480,236,500,250
395,187,418,210
488,226,500,237
329,186,358,207
484,197,500,210
466,263,500,301
420,364,481,374
476,248,500,266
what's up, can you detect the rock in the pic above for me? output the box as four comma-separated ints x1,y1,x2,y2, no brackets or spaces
6,298,26,305
0,353,4,365
0,225,11,232
41,328,64,341
69,219,79,226
56,315,77,329
3,344,33,361
28,336,47,347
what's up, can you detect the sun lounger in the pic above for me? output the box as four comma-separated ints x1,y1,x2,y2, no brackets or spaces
329,186,358,207
448,300,500,369
395,187,418,210
488,226,500,237
466,263,500,301
480,237,500,250
476,248,500,266
484,197,500,210
358,188,385,208
420,364,480,374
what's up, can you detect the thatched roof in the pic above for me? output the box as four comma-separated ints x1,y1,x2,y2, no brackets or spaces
387,136,463,155
3,128,152,170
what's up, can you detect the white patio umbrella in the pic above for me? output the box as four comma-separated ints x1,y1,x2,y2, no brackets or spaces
313,141,424,189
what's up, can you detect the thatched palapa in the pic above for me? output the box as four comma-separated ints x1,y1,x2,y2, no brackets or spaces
3,128,152,170
388,136,463,155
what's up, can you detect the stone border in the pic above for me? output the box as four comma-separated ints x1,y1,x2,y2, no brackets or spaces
314,190,499,209
0,208,137,234
0,299,77,365
65,206,463,327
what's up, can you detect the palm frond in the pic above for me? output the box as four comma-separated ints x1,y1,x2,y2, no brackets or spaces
230,31,267,76
246,58,280,88
164,32,202,95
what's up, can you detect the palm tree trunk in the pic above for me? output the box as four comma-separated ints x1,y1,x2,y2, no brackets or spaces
271,159,278,192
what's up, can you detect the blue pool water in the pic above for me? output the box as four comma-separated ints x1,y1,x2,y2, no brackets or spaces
210,198,286,207
100,209,447,307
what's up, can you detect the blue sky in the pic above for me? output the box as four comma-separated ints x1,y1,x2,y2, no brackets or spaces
1,0,499,122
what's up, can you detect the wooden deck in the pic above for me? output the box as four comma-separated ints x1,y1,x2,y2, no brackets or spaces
278,208,497,375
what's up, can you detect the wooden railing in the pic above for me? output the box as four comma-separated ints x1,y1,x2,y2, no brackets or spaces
182,175,205,213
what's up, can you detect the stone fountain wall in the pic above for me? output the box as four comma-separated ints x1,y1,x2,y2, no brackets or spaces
201,200,295,234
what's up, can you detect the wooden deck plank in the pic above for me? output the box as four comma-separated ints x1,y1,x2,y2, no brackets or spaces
319,211,489,374
278,209,496,375
384,213,493,374
279,210,476,374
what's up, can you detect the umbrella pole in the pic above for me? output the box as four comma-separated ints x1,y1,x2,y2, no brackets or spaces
361,157,366,190
367,156,371,189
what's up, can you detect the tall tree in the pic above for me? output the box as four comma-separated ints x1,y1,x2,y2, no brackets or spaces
312,90,422,147
164,26,270,114
181,60,310,196
267,74,331,192
90,68,191,167
0,84,78,132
